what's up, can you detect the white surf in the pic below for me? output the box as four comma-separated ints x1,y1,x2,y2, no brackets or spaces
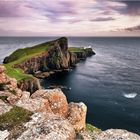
123,92,137,99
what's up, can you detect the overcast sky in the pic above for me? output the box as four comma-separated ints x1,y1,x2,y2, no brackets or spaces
0,0,140,36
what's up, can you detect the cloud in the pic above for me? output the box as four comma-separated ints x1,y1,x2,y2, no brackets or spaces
125,25,140,31
0,0,140,36
90,17,115,22
0,1,21,17
120,1,140,16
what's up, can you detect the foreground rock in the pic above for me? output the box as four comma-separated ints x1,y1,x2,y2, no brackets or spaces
17,113,75,140
68,102,87,132
94,129,140,140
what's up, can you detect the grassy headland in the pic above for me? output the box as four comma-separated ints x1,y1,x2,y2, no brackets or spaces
4,42,52,82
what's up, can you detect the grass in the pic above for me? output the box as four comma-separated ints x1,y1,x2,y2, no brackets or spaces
86,123,101,133
4,42,52,63
0,106,32,131
68,47,85,52
0,106,33,139
4,64,33,82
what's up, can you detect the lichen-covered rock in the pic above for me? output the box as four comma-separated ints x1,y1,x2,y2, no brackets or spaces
0,65,6,73
17,113,76,140
7,94,18,105
0,89,22,105
16,94,52,113
0,130,10,140
76,131,92,140
68,102,87,132
7,78,17,90
94,129,140,140
0,99,13,115
31,89,68,117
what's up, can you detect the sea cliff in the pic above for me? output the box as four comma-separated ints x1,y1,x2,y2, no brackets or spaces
3,37,95,92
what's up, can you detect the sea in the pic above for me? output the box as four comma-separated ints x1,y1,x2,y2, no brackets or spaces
0,37,140,134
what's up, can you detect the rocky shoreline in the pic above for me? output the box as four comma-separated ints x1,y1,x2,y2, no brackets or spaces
0,65,140,140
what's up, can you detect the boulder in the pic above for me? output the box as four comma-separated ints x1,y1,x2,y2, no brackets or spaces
17,113,76,140
67,102,87,132
31,89,68,117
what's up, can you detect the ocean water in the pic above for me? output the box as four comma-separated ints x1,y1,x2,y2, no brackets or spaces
0,37,140,134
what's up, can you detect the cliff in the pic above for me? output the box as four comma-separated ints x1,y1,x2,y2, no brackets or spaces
3,37,95,92
0,65,139,140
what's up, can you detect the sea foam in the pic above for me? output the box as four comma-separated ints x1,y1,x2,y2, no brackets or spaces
123,92,137,99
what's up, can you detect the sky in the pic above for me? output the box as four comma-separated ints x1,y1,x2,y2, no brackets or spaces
0,0,140,36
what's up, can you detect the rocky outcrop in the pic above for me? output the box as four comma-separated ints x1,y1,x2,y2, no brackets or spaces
31,89,68,117
17,78,41,93
17,113,76,140
93,129,140,140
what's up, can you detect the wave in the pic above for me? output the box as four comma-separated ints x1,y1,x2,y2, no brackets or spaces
123,92,137,99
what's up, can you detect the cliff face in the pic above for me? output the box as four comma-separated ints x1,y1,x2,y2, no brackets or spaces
17,78,41,93
12,37,71,74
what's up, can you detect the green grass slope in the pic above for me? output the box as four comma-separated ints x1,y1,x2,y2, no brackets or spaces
4,41,52,82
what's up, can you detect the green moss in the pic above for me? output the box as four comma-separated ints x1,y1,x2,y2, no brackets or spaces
86,123,101,133
0,106,32,131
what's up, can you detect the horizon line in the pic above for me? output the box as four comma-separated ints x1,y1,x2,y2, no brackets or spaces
0,36,140,38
